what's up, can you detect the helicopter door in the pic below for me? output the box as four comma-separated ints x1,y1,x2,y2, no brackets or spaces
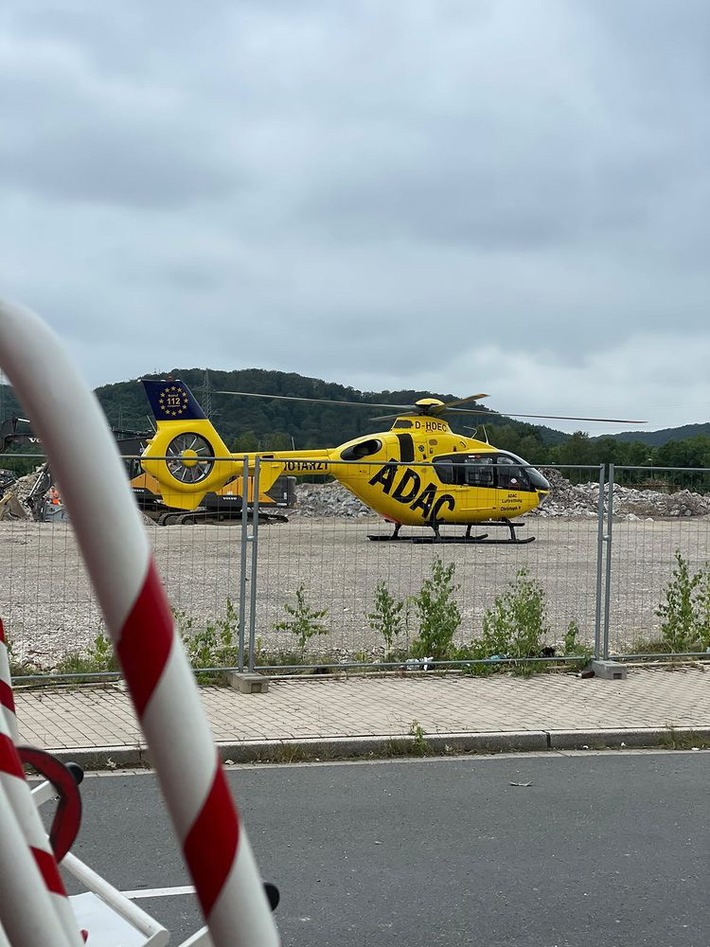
461,454,497,517
396,433,415,463
433,453,498,518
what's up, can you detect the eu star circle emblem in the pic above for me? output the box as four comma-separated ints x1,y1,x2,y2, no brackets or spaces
158,385,189,417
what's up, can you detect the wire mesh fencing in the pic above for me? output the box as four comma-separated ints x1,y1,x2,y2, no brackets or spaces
252,503,603,666
603,465,710,657
0,459,708,678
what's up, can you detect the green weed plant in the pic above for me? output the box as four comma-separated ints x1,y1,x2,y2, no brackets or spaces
367,580,406,656
177,598,240,682
273,584,329,658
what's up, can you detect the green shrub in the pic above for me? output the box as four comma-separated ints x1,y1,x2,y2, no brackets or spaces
410,558,461,661
177,599,240,681
697,572,710,649
53,632,120,681
477,568,549,667
562,619,594,671
656,550,710,652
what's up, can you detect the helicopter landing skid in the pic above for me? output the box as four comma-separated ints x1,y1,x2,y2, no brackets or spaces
367,520,535,544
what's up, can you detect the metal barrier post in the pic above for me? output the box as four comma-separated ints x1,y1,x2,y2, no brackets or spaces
238,456,249,673
0,618,18,742
0,780,77,947
602,463,616,659
248,458,260,673
0,702,84,945
593,464,606,660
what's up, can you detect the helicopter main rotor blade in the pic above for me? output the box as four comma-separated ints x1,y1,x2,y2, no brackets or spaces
217,390,487,412
441,393,489,408
217,390,394,409
217,389,643,424
454,408,647,424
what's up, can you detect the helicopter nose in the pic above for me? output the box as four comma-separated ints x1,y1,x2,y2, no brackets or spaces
529,467,550,493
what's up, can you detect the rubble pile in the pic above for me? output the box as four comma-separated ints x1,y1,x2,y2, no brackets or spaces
532,470,599,518
533,469,710,519
292,482,371,518
608,486,710,518
2,466,46,518
293,470,710,520
14,467,45,508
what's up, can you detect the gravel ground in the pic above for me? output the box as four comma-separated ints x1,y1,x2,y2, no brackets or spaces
1,511,709,669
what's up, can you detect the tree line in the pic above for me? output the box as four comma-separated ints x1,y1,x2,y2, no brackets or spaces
1,369,709,488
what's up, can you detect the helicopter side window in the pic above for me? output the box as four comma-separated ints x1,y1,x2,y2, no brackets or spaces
434,460,453,484
339,438,382,461
396,433,415,463
433,454,465,485
465,455,495,488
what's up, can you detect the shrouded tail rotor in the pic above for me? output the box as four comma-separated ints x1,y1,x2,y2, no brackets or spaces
165,432,215,484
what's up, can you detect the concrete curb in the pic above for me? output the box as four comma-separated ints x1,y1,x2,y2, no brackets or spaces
43,726,710,770
547,726,710,749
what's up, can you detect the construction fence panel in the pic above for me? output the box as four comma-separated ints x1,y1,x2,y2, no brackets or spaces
249,462,605,666
604,465,710,656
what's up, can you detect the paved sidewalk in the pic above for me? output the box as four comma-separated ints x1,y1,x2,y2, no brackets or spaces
12,665,710,768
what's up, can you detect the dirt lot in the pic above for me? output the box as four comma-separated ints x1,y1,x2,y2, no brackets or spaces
1,514,708,669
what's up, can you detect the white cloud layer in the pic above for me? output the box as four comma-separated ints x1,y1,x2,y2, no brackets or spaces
1,0,709,434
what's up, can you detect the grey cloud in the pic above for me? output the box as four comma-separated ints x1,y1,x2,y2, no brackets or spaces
0,128,236,208
0,74,237,209
1,1,709,432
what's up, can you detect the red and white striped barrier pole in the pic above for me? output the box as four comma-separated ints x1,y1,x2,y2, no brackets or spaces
0,618,79,946
0,619,17,743
0,299,280,947
0,712,85,946
0,779,78,947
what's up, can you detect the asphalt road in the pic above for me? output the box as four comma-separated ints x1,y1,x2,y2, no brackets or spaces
64,752,709,947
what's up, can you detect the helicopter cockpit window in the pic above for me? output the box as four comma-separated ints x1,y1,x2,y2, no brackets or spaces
496,454,531,490
392,419,413,429
339,438,383,461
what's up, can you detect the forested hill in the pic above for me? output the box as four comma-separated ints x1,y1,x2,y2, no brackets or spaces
602,423,710,447
91,367,563,451
1,369,708,470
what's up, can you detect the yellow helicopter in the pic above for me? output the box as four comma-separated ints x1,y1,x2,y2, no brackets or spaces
139,379,641,544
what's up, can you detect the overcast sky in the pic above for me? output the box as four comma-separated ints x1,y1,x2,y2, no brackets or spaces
1,1,709,434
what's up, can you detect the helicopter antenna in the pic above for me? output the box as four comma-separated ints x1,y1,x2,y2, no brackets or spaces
464,424,490,444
